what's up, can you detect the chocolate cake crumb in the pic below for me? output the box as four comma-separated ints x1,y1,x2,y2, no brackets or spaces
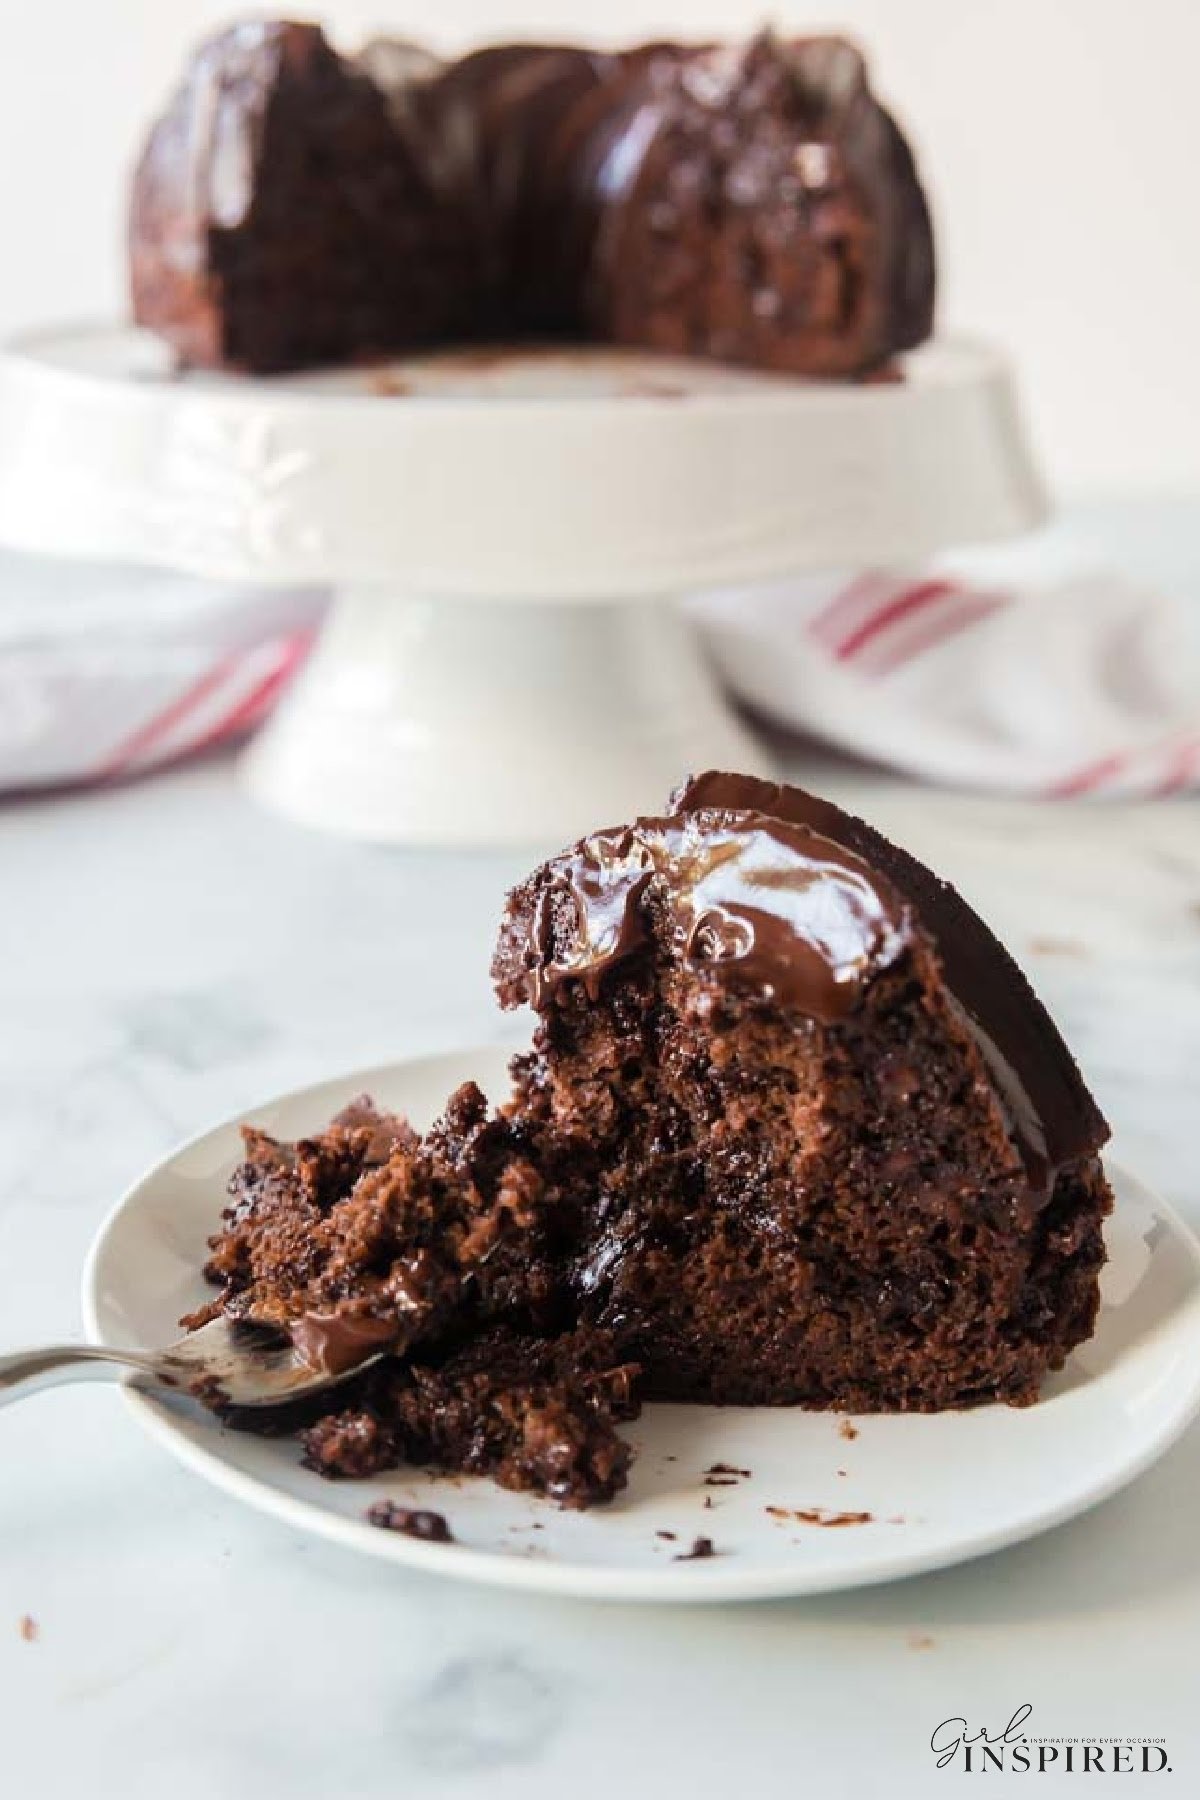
656,1529,678,1541
674,1535,718,1561
301,1327,640,1507
704,1463,751,1478
18,1615,37,1643
838,1420,860,1441
767,1505,873,1527
703,1495,714,1510
704,1476,740,1487
366,1501,454,1542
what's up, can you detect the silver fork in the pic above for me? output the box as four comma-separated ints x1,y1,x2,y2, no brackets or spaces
0,1316,389,1411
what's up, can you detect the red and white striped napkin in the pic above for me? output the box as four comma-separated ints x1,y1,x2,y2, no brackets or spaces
2,549,1196,800
691,565,1200,797
0,550,323,792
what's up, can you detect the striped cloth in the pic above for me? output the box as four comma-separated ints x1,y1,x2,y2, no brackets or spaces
0,550,323,792
691,567,1200,797
1,550,1195,799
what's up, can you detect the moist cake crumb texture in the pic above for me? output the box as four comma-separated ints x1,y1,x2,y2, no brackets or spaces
190,774,1112,1509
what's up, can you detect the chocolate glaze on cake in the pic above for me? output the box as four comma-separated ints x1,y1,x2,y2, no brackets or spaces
498,771,1109,1193
192,775,1111,1507
131,20,934,376
508,810,912,1020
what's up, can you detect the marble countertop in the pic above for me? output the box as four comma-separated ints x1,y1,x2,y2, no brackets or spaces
2,598,1200,1792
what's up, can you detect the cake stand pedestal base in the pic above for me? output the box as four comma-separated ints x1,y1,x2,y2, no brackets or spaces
243,585,773,846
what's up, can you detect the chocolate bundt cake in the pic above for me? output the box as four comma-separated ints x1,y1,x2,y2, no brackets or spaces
189,776,1111,1506
130,20,935,377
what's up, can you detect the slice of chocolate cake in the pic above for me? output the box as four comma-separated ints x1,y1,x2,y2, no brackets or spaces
191,774,1111,1505
491,773,1111,1411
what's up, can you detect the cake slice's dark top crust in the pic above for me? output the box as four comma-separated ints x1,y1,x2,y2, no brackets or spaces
672,773,1110,1175
497,810,915,1022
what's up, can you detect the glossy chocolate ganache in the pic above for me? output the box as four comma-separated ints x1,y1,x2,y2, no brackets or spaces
514,810,911,1021
495,773,1109,1194
130,19,935,375
193,775,1111,1505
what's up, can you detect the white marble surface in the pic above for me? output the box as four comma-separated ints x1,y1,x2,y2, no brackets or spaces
3,585,1200,1790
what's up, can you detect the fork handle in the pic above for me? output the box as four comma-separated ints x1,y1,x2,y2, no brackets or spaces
0,1344,165,1407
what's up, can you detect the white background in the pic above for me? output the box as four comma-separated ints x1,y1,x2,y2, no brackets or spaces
0,0,1197,496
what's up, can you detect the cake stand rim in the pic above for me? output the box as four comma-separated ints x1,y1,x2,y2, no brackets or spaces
0,322,1048,592
0,321,1022,416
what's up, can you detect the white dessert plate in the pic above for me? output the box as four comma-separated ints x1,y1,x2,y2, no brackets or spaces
83,1045,1200,1604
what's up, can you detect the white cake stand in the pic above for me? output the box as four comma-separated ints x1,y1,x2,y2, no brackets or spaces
0,326,1045,845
